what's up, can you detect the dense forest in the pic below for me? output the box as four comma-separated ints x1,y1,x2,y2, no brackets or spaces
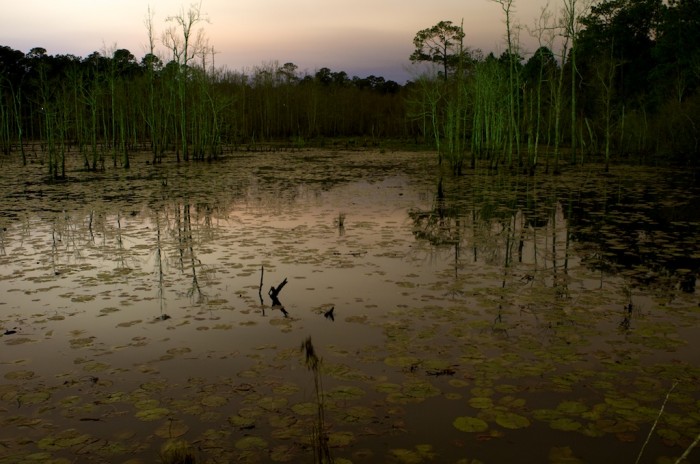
0,0,699,178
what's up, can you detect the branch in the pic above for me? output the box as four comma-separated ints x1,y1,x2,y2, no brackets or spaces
268,277,288,306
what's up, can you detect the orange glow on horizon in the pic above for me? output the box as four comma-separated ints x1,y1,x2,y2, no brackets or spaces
2,0,554,82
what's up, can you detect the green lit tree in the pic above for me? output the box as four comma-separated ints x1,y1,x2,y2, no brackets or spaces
410,21,466,81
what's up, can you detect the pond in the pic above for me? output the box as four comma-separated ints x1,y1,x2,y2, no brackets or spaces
0,150,699,464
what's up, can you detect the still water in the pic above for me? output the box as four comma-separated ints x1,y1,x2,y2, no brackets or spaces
0,150,698,463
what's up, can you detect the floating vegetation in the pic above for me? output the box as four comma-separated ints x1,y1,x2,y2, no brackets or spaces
4,369,35,380
0,151,698,462
453,416,490,433
234,436,268,450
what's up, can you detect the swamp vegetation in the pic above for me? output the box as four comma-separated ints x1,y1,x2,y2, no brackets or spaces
1,0,700,176
0,150,698,463
0,0,699,463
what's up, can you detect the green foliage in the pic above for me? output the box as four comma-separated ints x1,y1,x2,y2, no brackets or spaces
0,47,410,164
407,0,700,171
409,21,467,80
1,1,700,169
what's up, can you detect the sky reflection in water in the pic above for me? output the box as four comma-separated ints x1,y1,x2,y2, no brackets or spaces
0,151,698,463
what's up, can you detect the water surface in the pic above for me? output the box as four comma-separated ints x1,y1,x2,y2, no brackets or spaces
1,150,698,463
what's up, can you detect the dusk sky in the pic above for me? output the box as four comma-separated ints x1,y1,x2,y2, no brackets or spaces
2,0,555,83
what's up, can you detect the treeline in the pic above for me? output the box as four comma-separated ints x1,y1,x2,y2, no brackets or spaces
1,0,699,178
0,45,409,177
410,0,700,174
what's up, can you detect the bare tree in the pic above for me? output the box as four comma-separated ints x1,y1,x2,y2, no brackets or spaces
161,1,210,161
162,1,209,67
526,4,558,172
491,0,522,167
561,0,593,164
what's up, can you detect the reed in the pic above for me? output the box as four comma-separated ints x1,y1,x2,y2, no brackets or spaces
160,440,196,464
636,381,677,464
301,337,333,464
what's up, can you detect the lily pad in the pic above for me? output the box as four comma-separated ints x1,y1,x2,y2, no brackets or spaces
328,431,355,446
83,362,109,372
235,436,268,450
4,337,34,345
604,396,639,410
389,449,422,464
116,320,142,328
384,356,421,368
134,399,160,410
135,407,170,421
327,385,365,400
272,383,300,395
402,379,440,399
155,419,190,438
375,382,401,393
495,411,530,429
37,430,91,450
557,400,588,415
270,444,300,462
341,406,376,424
453,416,489,433
469,397,494,409
257,396,288,410
201,395,228,407
19,390,51,405
549,446,583,463
228,414,256,429
550,417,583,431
291,402,318,416
4,369,35,380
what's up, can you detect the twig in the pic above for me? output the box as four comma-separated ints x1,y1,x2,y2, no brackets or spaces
268,277,288,306
258,265,264,305
636,380,678,464
675,431,700,463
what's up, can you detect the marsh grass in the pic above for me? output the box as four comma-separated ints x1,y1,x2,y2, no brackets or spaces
301,336,333,464
159,440,196,464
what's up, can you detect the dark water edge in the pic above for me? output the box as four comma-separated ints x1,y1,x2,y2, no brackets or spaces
0,150,698,464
